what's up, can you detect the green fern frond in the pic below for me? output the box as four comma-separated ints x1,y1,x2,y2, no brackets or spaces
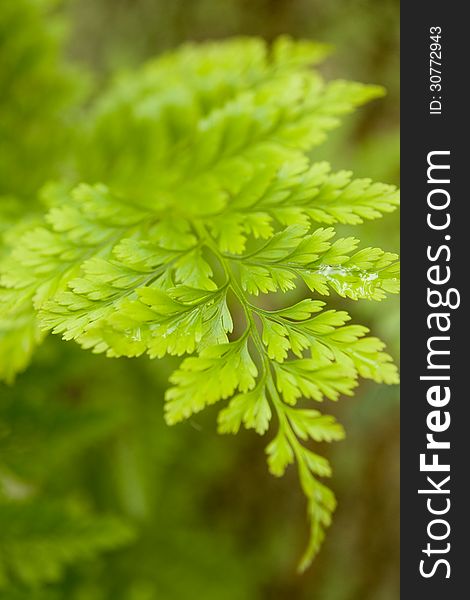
0,37,399,569
0,0,83,382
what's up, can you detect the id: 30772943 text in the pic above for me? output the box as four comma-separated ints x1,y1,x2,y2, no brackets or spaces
429,26,443,115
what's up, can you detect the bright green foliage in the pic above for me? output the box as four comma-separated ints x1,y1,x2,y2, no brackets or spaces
0,36,399,569
0,0,83,382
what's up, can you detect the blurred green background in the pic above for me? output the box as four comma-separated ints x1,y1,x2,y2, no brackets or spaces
1,1,399,598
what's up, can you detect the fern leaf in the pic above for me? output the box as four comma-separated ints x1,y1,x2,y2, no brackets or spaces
1,37,400,569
